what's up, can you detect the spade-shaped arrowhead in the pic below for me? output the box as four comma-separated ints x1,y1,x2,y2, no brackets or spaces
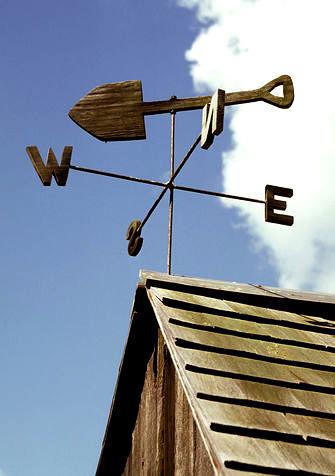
68,80,146,142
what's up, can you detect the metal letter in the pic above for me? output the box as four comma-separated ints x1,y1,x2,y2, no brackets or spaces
201,89,225,150
265,185,294,226
26,146,73,186
126,219,143,256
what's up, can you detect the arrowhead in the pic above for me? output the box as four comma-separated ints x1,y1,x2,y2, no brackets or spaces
68,80,146,142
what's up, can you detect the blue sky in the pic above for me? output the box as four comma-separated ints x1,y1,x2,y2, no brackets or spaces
0,1,321,475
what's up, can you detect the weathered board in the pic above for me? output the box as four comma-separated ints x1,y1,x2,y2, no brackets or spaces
186,371,335,414
97,272,335,475
178,347,335,389
118,325,215,475
214,434,335,474
165,306,335,350
201,400,335,441
141,269,335,306
151,286,335,347
146,277,335,476
95,286,215,475
170,322,334,369
68,80,146,142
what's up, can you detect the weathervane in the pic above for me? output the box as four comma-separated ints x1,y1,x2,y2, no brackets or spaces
26,74,294,274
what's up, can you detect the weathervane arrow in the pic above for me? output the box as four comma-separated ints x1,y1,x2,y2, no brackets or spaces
27,73,295,272
68,75,294,142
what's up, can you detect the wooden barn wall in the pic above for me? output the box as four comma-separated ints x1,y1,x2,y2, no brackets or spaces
122,329,214,475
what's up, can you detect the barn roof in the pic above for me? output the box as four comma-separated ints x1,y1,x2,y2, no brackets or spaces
96,270,335,475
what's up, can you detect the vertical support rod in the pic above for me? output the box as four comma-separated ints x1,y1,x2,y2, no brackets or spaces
167,109,176,274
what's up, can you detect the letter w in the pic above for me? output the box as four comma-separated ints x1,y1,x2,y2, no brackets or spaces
26,146,72,186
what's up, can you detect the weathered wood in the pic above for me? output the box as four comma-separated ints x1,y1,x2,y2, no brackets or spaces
122,329,158,475
119,320,215,475
146,285,335,475
95,286,159,476
178,347,335,389
215,433,335,474
150,286,335,342
148,298,335,412
226,299,335,330
147,290,233,473
170,311,335,352
157,299,335,349
69,75,294,142
201,400,335,442
170,322,335,369
163,341,176,475
26,146,72,186
174,368,214,475
155,331,165,475
225,75,294,109
141,269,335,306
69,80,146,142
141,96,212,115
99,273,335,476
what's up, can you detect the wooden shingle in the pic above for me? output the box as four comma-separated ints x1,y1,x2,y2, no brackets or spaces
96,271,335,475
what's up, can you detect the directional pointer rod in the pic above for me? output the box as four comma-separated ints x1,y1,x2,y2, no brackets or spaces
142,75,294,114
69,75,294,142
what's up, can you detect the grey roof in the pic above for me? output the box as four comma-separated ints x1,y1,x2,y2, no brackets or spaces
97,270,335,475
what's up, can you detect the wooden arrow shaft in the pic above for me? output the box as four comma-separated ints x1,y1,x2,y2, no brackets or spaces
225,75,294,109
142,75,294,115
142,96,212,115
141,88,281,114
68,75,293,141
141,90,265,115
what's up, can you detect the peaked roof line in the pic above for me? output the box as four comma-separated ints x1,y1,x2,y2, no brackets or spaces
96,270,335,475
140,270,335,319
143,271,335,475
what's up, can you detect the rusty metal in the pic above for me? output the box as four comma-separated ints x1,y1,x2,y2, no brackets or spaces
69,164,165,187
174,185,265,204
32,76,295,263
167,109,176,275
69,134,272,262
70,164,265,205
138,133,202,233
126,220,143,256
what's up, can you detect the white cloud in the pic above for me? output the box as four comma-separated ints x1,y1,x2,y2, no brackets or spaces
179,0,335,292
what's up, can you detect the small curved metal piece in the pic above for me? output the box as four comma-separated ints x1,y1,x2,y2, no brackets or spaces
126,220,141,240
126,219,143,256
128,235,143,256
